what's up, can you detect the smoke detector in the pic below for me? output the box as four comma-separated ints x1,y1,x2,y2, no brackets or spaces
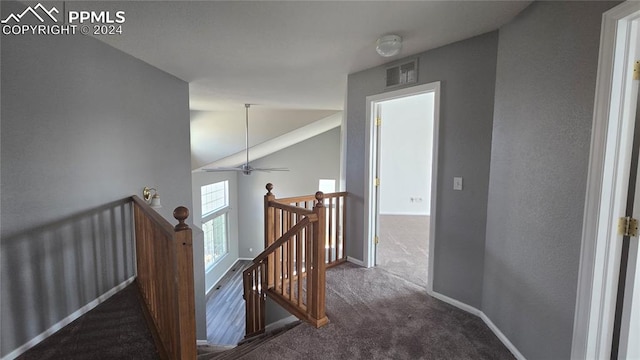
376,35,402,57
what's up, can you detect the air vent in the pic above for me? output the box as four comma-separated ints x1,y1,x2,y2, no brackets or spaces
385,59,418,88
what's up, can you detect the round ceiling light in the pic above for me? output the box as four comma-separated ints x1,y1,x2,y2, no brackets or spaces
376,34,402,57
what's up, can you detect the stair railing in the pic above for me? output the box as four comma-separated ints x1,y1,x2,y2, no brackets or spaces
243,184,330,338
132,196,196,360
274,189,348,268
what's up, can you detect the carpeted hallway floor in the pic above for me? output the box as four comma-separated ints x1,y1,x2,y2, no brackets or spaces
377,215,430,288
16,282,159,360
238,262,515,360
18,219,514,360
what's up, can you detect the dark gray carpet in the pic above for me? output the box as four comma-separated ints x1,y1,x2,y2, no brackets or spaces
235,263,514,360
16,282,159,360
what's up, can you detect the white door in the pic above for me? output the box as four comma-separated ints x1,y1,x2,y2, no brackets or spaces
618,77,640,360
572,5,640,358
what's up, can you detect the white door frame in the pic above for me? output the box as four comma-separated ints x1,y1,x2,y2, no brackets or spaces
572,2,640,359
364,81,441,292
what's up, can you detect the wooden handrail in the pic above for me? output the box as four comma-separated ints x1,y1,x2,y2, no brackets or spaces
275,191,348,204
268,201,315,216
132,195,175,236
253,216,312,264
132,197,196,360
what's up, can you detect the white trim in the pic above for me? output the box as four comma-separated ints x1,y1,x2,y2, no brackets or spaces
206,257,244,295
379,211,430,216
479,312,526,360
572,2,640,360
364,82,440,294
340,94,348,192
2,276,136,360
346,256,365,267
197,340,211,346
238,257,254,261
428,290,481,316
428,289,526,360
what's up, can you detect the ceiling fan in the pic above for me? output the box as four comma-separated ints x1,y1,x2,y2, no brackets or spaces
203,104,289,175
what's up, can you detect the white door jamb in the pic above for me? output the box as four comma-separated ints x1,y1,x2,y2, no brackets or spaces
572,3,640,359
363,82,441,293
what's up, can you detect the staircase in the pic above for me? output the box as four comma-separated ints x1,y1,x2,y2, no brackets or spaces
197,321,301,360
242,183,348,338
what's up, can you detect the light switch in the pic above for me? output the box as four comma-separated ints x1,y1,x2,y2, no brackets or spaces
453,177,463,191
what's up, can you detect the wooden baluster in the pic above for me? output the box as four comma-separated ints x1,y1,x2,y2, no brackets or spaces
283,209,287,285
296,228,303,307
265,184,275,288
328,197,333,264
273,209,283,291
251,266,262,332
305,222,313,311
335,196,342,261
342,195,347,261
243,271,253,335
260,262,267,331
310,192,329,327
288,236,294,301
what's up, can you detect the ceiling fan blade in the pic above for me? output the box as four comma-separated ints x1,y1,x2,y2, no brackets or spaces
202,167,244,172
251,168,290,172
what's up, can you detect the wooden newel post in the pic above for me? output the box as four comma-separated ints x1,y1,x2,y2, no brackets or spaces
173,206,196,359
265,183,276,288
173,206,190,231
310,191,329,327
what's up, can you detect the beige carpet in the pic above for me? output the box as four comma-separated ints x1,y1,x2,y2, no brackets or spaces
377,215,429,288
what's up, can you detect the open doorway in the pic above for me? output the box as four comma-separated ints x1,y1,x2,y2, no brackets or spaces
376,93,434,287
364,82,440,291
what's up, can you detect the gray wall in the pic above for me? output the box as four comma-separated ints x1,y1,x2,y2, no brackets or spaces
346,32,498,308
238,127,341,258
191,171,240,293
482,2,619,359
0,0,194,354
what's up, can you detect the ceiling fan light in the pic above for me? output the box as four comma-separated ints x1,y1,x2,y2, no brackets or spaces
376,35,402,57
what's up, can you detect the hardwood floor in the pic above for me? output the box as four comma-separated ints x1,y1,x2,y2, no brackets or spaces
206,260,252,345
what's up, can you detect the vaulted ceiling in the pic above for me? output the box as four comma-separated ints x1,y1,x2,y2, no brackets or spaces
90,1,531,168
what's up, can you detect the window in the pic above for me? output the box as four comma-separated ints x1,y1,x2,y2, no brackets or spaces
318,179,336,194
201,181,228,216
201,181,229,269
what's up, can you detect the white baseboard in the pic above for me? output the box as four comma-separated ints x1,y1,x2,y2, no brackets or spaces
346,256,365,267
197,339,210,346
427,289,526,360
379,212,430,216
479,312,526,360
238,257,254,261
2,276,136,360
427,290,482,317
206,258,247,295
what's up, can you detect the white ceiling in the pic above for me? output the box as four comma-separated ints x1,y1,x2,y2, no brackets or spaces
89,1,531,167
